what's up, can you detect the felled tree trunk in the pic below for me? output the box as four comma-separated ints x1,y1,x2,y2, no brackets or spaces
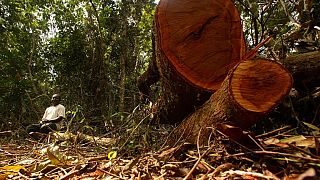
166,59,293,145
137,0,320,146
138,0,245,124
284,51,320,92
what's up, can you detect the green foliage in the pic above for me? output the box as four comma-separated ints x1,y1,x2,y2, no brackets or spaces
0,0,52,129
0,0,156,132
235,0,319,55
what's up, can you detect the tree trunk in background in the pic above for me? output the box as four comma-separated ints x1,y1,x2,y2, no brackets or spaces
166,59,293,146
138,0,246,124
87,1,107,119
119,1,129,117
119,51,126,116
283,51,320,92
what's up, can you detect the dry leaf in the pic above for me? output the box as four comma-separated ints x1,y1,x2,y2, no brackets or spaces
0,165,26,172
15,159,36,165
0,174,8,180
280,135,306,144
264,138,280,145
296,168,316,180
0,165,26,179
47,148,63,165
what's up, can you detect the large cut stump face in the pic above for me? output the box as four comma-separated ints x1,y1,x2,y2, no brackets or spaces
156,0,246,90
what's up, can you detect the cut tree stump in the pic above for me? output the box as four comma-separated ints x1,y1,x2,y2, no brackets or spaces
166,58,293,146
156,0,245,90
138,0,245,124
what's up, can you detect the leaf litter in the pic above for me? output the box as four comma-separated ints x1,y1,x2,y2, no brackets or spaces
1,122,320,179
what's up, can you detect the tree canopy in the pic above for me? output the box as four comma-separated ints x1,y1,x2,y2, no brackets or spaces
1,0,157,132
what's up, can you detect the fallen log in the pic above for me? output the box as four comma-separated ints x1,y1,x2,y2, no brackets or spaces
139,47,320,125
166,59,293,146
0,131,13,137
138,0,245,124
52,132,116,146
284,51,320,92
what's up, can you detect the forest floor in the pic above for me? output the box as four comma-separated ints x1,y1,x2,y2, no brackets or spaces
1,121,320,180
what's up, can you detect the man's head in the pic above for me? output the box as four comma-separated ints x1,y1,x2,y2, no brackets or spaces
51,94,61,106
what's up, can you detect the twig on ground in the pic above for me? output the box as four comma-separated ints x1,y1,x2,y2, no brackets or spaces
59,169,79,180
210,163,235,177
183,128,213,180
256,125,292,138
228,150,320,163
155,172,167,180
248,134,265,151
98,168,124,179
287,143,320,159
221,170,280,180
269,128,298,139
0,131,13,137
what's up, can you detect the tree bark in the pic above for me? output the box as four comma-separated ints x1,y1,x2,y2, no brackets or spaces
166,59,293,146
138,47,320,125
119,51,126,115
119,3,130,118
283,51,320,92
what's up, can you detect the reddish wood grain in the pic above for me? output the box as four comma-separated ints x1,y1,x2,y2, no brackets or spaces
156,0,246,90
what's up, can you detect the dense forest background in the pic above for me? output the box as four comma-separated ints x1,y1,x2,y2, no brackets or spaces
1,0,319,135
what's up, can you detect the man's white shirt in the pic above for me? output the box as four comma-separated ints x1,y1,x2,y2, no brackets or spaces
42,104,65,130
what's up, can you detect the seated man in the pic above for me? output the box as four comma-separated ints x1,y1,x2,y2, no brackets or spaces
27,94,65,135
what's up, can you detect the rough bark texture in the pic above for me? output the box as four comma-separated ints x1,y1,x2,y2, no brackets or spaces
166,59,293,146
138,49,320,125
283,51,320,92
137,34,160,100
152,32,212,124
138,32,212,124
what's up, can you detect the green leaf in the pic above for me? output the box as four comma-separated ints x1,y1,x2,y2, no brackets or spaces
303,122,320,132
